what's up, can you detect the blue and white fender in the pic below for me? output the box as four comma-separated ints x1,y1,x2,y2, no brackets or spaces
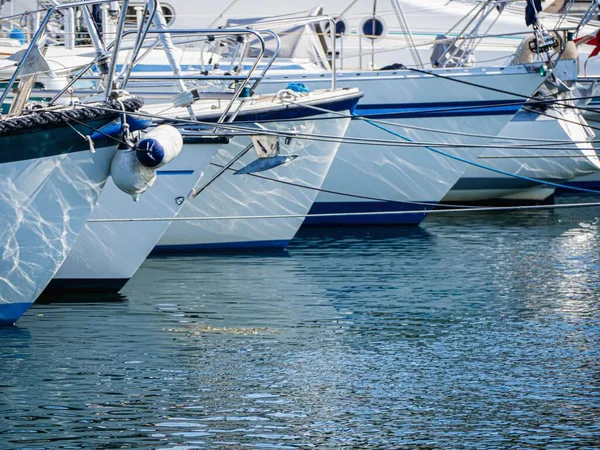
111,125,183,200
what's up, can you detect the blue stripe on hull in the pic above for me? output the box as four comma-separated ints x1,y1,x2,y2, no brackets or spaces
355,100,523,119
0,302,33,326
156,170,194,176
43,278,129,294
303,201,434,226
558,180,600,191
152,239,291,254
234,97,359,122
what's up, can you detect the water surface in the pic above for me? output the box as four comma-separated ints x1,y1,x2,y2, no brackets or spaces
2,193,600,448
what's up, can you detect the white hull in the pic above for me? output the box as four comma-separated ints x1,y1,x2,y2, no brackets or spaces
565,127,600,189
444,107,600,202
158,114,351,250
257,67,546,224
0,145,116,325
50,144,219,291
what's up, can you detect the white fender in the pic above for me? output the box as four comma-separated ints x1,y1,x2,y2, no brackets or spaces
111,148,157,201
135,125,183,169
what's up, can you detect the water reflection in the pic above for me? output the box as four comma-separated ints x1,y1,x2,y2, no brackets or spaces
1,194,599,448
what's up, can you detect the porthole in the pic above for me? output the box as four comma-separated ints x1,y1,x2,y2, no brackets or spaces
125,3,175,26
360,16,386,40
323,17,348,38
160,4,175,26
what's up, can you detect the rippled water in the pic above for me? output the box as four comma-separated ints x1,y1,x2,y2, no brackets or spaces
2,193,600,448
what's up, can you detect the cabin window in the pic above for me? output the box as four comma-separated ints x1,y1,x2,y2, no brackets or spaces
324,18,348,38
360,16,385,39
125,4,175,26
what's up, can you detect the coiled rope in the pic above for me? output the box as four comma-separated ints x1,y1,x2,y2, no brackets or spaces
0,96,144,137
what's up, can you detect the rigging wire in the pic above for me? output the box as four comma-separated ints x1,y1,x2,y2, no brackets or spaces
77,102,600,151
279,97,600,195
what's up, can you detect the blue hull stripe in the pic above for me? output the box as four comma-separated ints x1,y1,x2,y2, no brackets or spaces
114,63,306,73
452,177,549,191
233,97,359,122
152,239,291,253
43,278,129,294
303,201,435,226
156,170,194,176
355,100,523,119
0,302,33,326
559,180,600,190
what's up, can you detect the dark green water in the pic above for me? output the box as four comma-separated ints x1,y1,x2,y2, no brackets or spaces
1,194,600,448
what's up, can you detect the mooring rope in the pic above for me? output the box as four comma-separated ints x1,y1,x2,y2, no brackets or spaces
86,200,600,223
82,102,600,151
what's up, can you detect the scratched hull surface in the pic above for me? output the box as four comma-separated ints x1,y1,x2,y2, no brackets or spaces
0,146,116,324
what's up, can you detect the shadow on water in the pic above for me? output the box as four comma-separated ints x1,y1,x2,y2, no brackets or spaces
424,192,600,230
293,223,432,247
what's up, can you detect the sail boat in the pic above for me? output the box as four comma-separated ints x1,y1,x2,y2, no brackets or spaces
0,0,149,324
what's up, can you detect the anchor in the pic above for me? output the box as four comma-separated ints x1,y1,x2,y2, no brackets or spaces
234,134,298,175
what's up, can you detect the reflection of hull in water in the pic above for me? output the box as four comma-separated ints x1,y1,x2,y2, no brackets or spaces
444,107,600,203
563,173,600,190
0,125,118,325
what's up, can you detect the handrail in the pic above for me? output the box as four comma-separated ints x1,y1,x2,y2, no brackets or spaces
115,27,274,124
121,0,158,87
0,0,133,108
432,0,583,69
228,14,337,89
103,0,130,98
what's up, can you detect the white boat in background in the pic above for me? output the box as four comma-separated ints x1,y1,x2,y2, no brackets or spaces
118,0,552,224
121,0,586,220
109,0,599,68
444,106,600,203
254,65,548,224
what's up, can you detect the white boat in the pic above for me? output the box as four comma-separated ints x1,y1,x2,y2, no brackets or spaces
251,65,547,224
156,87,362,250
0,95,146,325
119,18,550,224
112,0,598,67
223,1,599,206
43,20,359,285
0,0,158,318
444,105,600,202
46,131,213,292
4,1,568,220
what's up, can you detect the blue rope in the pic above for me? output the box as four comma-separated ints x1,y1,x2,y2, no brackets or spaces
360,115,600,196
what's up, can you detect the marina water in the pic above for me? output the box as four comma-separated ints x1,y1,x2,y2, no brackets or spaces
1,194,599,448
